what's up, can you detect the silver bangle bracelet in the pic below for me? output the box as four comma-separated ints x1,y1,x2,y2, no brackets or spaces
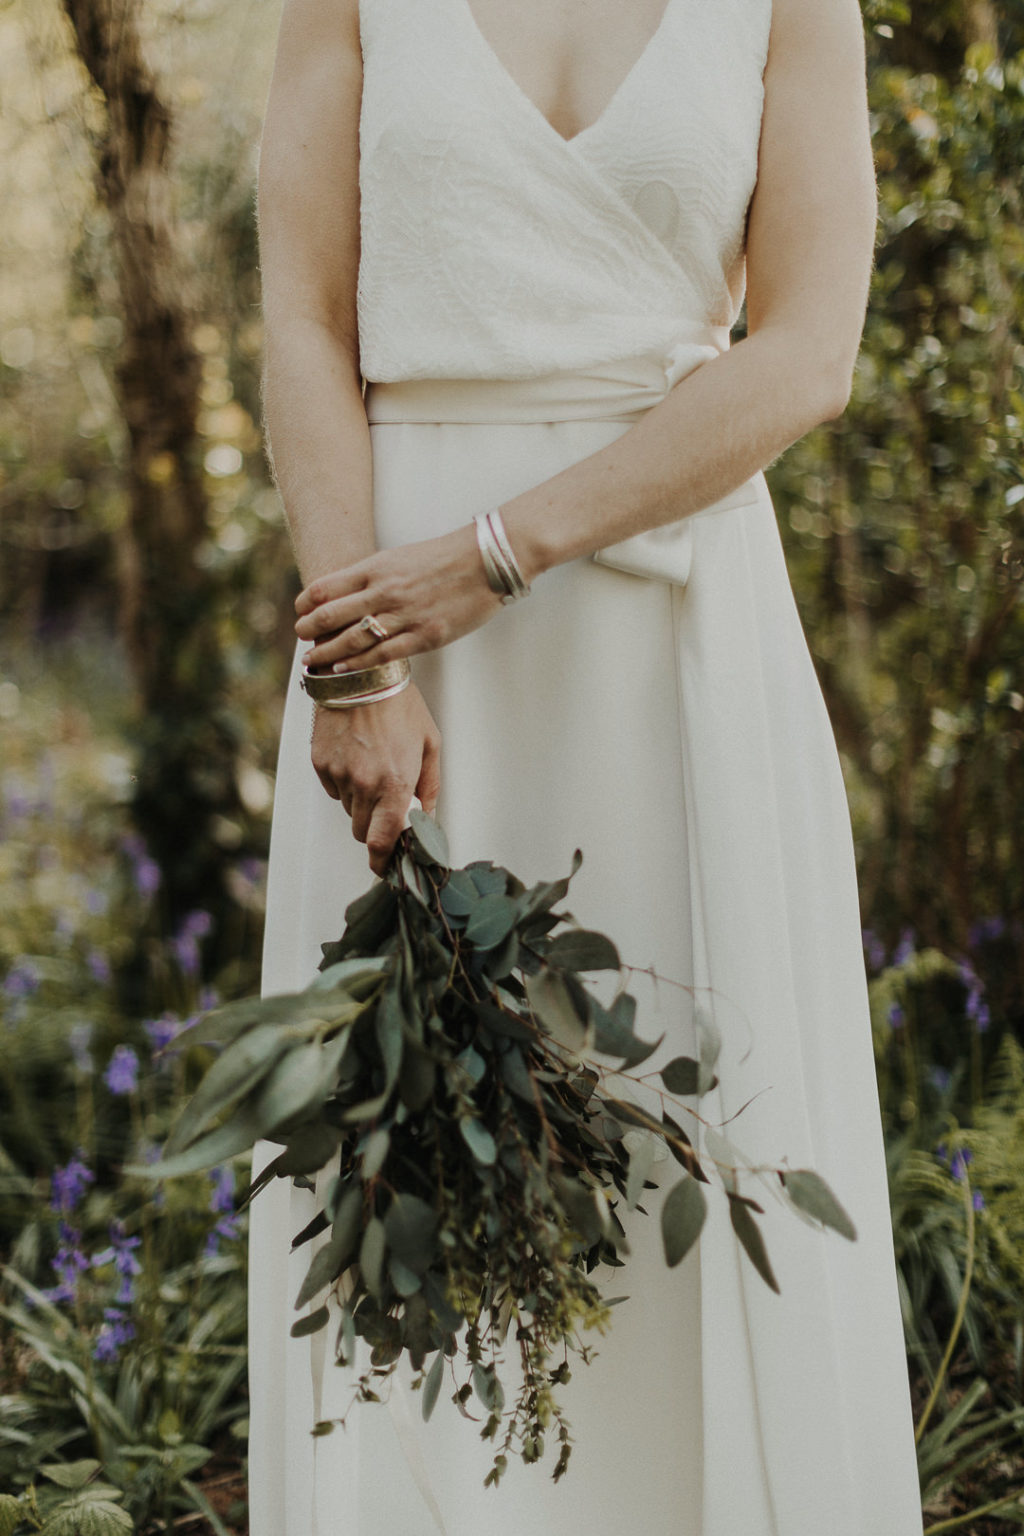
474,509,531,604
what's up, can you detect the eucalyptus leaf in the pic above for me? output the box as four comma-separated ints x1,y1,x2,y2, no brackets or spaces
545,929,620,972
728,1194,780,1293
311,956,390,994
164,1022,290,1155
389,1257,422,1297
376,987,405,1091
625,1133,657,1210
291,1305,330,1338
520,849,583,920
661,1177,707,1267
460,1117,497,1168
253,1030,352,1136
398,1041,436,1112
696,1010,722,1075
781,1170,857,1241
464,893,519,950
499,1044,535,1103
360,1217,387,1298
128,1100,268,1179
525,969,590,1055
407,808,451,868
659,1056,701,1096
439,868,479,917
704,1126,752,1174
274,1121,342,1176
294,1184,363,1309
403,1291,434,1371
361,1126,391,1182
466,861,508,897
422,1350,445,1422
385,1193,438,1274
590,995,662,1068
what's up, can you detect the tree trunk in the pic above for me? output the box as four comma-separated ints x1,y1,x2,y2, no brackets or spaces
61,0,243,958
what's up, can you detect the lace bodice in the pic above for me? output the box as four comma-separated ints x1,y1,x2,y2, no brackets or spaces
357,0,772,383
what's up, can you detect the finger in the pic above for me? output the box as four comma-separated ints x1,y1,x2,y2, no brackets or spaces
303,615,397,670
366,793,410,877
309,630,423,673
415,736,441,816
350,787,375,845
294,567,369,618
295,588,382,640
314,766,341,801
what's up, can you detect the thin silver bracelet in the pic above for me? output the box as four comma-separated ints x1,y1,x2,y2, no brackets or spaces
474,509,531,604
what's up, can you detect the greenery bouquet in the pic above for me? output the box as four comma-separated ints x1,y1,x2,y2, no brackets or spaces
133,811,855,1482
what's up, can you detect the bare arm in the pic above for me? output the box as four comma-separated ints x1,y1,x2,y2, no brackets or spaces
260,0,442,872
500,0,878,572
297,0,877,668
258,0,372,580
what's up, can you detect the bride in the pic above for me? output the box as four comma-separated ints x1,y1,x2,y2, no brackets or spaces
248,0,924,1532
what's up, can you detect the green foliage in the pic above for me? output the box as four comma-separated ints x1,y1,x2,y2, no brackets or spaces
771,35,1024,989
143,811,854,1486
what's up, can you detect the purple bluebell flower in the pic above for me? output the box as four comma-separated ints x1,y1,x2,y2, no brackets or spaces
50,1153,95,1214
927,1066,952,1094
104,1044,139,1096
862,929,887,972
887,1002,905,1029
958,961,991,1032
42,1219,92,1305
935,1143,948,1165
972,1191,985,1213
87,949,112,986
93,1306,135,1363
204,1215,240,1258
204,1165,240,1256
198,984,219,1012
170,910,213,978
92,1219,142,1307
968,916,1006,947
3,958,41,1000
69,1021,93,1074
209,1165,235,1215
893,929,916,968
950,1149,973,1183
85,888,109,917
3,776,35,821
121,834,161,897
144,1012,183,1057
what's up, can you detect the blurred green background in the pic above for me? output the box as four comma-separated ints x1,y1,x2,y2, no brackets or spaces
0,0,1022,1531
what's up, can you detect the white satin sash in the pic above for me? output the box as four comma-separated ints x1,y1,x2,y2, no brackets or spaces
364,326,765,588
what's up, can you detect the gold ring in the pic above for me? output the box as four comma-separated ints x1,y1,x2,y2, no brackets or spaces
359,614,389,641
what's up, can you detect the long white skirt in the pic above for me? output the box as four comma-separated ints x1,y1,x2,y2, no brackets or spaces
247,405,923,1536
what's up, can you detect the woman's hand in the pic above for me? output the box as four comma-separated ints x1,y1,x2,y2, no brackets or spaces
294,523,509,672
311,685,441,875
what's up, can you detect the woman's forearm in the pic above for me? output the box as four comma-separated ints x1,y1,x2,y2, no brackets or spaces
263,316,374,586
502,324,850,580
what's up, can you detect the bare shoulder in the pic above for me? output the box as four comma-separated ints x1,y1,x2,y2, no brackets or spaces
275,0,360,53
764,0,867,72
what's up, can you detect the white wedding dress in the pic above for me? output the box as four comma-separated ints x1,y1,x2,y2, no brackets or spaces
248,0,924,1532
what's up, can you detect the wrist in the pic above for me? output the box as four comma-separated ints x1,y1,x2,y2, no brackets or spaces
498,498,561,583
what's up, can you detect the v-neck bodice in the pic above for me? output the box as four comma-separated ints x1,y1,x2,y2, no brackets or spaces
357,0,772,386
457,0,678,147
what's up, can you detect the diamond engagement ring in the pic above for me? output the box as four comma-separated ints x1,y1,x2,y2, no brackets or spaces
359,614,390,641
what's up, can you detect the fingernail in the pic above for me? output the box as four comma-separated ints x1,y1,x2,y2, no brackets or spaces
332,662,348,674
